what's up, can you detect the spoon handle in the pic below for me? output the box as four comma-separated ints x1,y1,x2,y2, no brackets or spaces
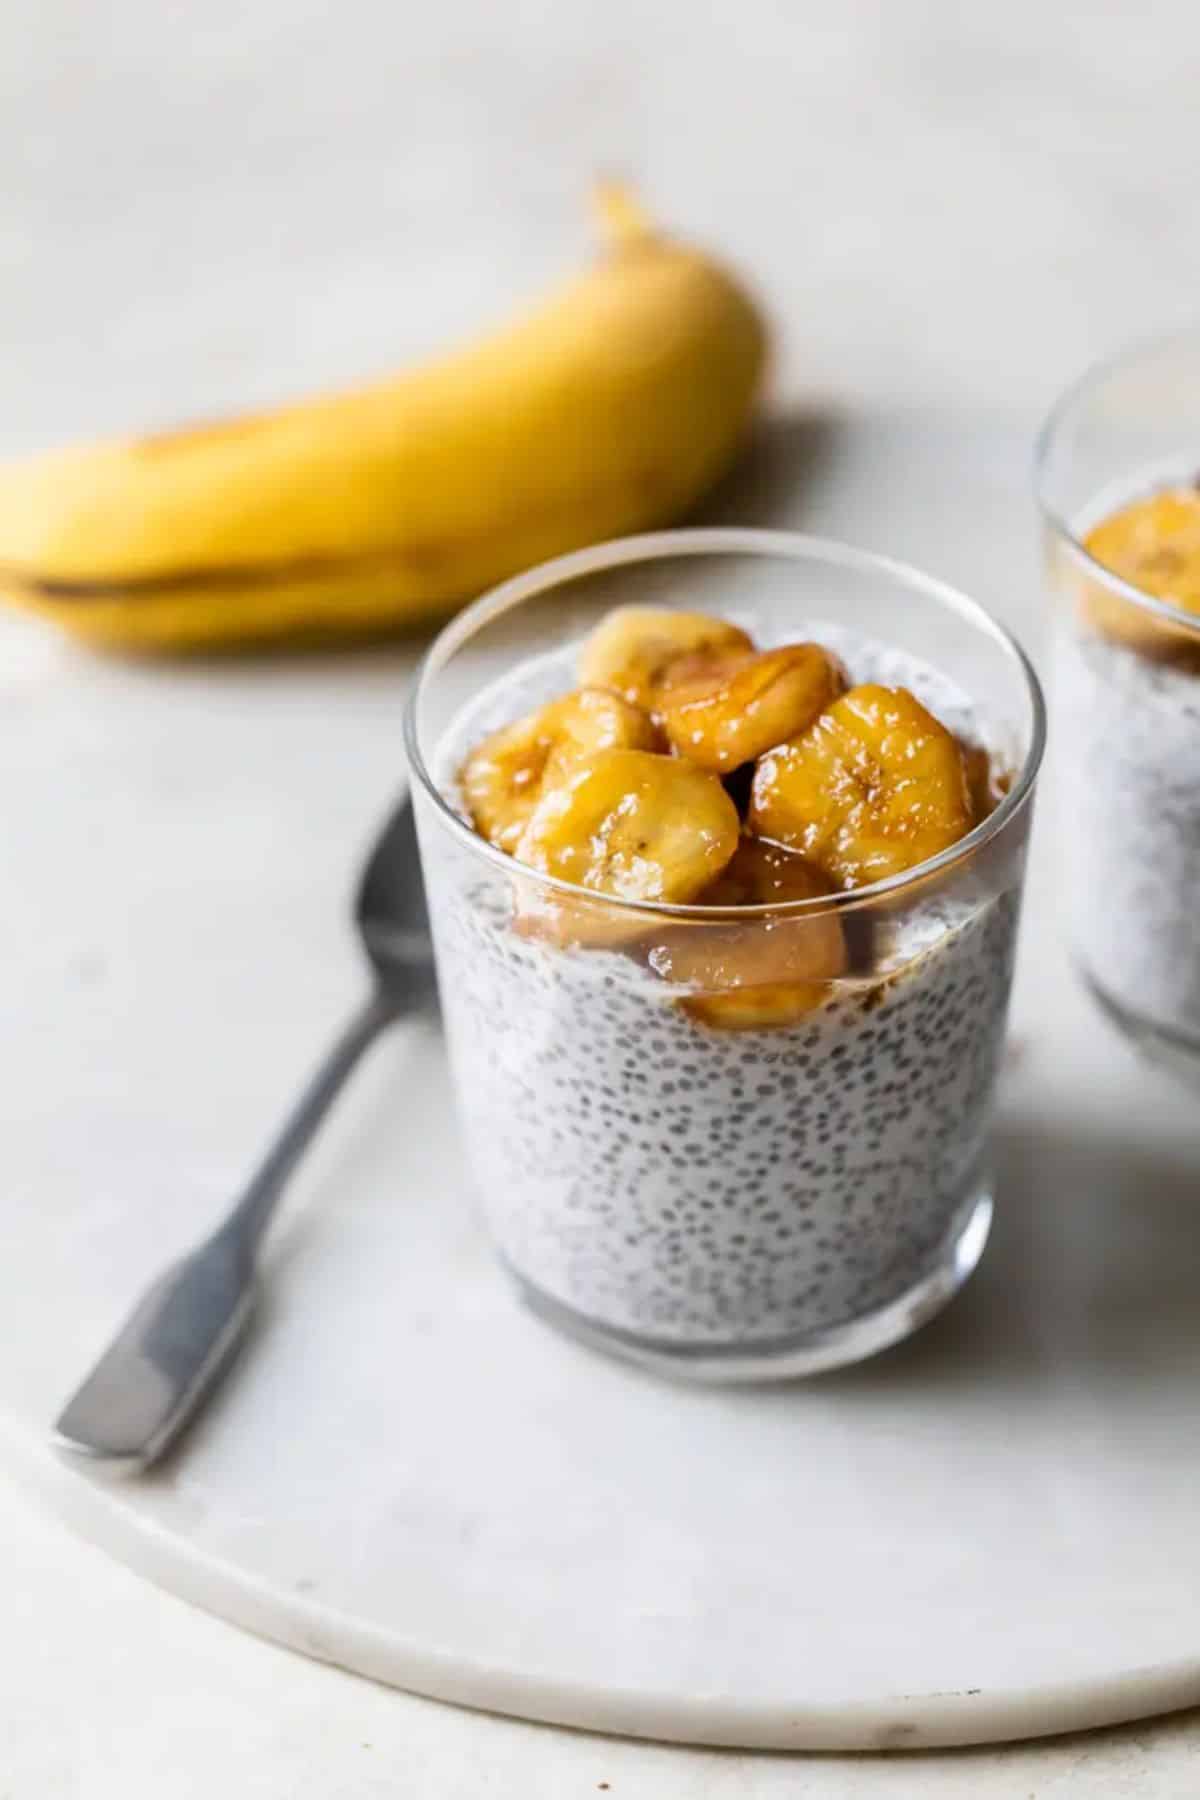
52,986,403,1475
226,985,405,1256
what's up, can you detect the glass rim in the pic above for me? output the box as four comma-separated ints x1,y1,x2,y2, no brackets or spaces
1033,323,1200,642
402,527,1046,921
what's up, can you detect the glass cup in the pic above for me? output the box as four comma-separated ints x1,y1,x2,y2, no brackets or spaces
405,529,1044,1380
1037,328,1200,1075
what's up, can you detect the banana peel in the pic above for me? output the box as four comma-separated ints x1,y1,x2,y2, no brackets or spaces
0,187,767,652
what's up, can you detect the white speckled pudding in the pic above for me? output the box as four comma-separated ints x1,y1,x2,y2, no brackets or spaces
1056,620,1200,1052
416,621,1029,1373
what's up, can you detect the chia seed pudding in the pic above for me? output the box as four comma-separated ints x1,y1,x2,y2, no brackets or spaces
1053,478,1200,1053
1056,623,1200,1046
419,622,1027,1357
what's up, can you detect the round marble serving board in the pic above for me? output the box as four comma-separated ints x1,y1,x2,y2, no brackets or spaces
6,425,1200,1752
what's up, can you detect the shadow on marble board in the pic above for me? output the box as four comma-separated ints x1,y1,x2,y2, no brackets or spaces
695,408,851,533
811,1118,1200,1399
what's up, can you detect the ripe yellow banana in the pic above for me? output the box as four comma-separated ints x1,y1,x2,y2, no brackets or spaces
0,187,767,652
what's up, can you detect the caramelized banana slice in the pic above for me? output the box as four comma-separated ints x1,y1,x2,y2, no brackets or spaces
646,842,847,1030
697,836,842,907
514,748,739,902
680,981,834,1031
659,642,846,772
578,606,754,709
461,687,658,852
750,684,973,888
1080,489,1200,661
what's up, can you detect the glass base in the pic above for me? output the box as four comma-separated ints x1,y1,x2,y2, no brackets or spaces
1081,965,1200,1088
506,1186,994,1385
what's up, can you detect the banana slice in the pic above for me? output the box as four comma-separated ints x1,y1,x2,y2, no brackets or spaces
696,836,844,909
646,841,847,1030
1080,488,1200,661
578,606,754,709
461,687,658,852
750,684,973,888
659,642,846,772
514,747,739,902
680,980,835,1031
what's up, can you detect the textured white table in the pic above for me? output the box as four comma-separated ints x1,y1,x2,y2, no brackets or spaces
7,0,1200,1792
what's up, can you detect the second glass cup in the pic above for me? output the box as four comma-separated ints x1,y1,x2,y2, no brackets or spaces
1038,328,1200,1074
406,530,1044,1379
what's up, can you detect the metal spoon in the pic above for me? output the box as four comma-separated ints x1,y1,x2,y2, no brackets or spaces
52,794,435,1476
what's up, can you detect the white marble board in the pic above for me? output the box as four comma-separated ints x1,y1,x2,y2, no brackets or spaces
5,421,1200,1752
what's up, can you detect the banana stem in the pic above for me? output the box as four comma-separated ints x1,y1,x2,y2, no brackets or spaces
592,179,656,248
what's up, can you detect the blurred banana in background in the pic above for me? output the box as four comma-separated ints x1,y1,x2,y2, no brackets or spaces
0,187,767,652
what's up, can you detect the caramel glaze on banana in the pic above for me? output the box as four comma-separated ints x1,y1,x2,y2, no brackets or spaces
458,605,997,1030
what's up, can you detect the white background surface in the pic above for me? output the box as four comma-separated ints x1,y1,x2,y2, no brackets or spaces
6,0,1200,1792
